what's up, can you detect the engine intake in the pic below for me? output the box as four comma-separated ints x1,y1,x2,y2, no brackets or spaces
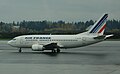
32,44,44,51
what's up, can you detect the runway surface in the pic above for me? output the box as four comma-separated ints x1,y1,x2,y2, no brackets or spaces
0,40,120,74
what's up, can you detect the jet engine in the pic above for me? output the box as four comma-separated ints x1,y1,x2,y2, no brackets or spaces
32,44,44,51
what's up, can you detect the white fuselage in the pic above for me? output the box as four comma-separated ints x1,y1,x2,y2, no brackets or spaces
8,34,103,49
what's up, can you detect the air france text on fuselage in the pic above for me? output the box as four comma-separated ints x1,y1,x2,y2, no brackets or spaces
25,37,51,40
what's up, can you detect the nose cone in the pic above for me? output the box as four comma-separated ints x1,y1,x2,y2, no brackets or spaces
7,41,11,45
8,40,17,47
8,40,13,46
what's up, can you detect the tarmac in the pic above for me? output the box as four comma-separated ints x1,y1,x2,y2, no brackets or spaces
0,40,120,74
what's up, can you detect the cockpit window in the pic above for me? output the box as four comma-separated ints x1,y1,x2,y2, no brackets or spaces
12,39,16,41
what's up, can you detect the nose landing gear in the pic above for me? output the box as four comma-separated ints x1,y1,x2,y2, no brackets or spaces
19,48,22,52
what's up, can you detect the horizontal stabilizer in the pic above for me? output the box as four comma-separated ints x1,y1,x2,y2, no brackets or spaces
94,34,113,39
94,35,106,39
105,34,114,39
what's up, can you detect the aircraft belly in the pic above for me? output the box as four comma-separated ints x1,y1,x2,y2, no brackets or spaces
82,38,102,46
60,41,82,48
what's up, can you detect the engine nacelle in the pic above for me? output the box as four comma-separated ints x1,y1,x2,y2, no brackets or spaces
32,44,44,51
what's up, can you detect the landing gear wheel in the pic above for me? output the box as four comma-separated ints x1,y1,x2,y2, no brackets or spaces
57,49,60,53
19,48,22,53
52,49,56,53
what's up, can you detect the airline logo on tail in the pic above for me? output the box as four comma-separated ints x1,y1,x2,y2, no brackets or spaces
89,14,108,34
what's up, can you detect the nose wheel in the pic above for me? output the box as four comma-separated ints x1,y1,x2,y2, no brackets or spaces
19,48,22,52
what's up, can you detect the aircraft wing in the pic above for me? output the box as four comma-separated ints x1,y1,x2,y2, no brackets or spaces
43,43,63,49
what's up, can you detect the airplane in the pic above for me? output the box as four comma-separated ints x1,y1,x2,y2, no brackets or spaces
8,14,113,53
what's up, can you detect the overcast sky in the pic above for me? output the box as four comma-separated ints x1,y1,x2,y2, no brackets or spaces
0,0,120,23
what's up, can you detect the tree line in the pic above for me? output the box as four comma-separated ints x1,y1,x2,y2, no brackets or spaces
0,20,120,39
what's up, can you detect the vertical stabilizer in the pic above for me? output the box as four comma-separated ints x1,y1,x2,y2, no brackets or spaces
88,14,108,35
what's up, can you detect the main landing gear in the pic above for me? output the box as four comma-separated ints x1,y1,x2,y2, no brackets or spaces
57,48,60,53
19,48,22,52
52,48,60,53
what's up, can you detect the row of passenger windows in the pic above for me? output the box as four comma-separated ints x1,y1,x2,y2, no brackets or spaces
51,40,78,41
26,39,78,41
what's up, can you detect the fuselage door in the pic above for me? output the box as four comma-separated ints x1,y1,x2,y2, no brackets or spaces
19,37,27,47
82,37,87,45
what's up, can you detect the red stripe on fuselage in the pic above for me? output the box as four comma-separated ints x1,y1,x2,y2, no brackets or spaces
98,24,106,33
